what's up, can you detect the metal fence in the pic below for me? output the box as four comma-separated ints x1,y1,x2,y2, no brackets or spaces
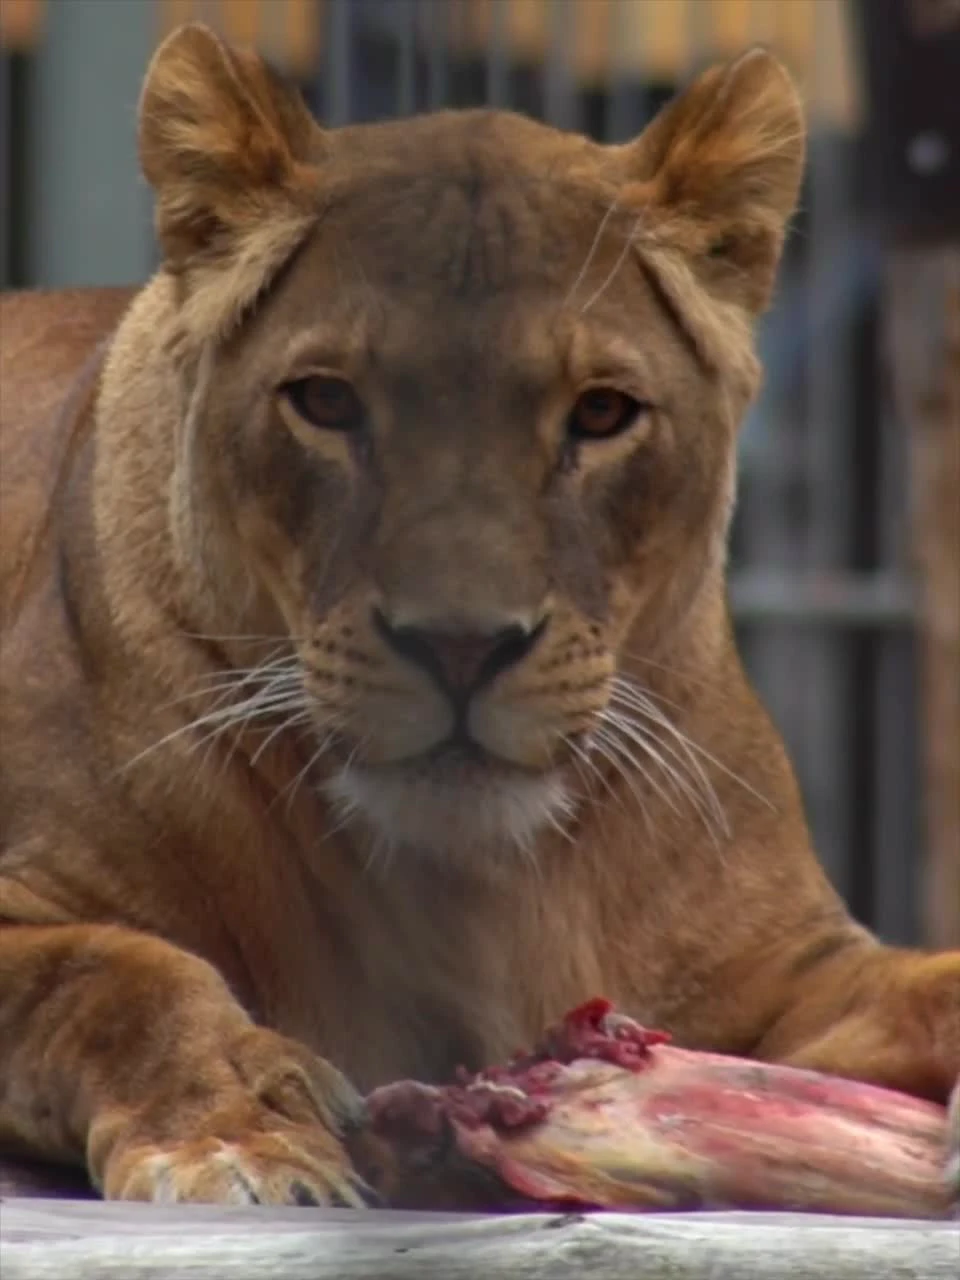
0,0,922,942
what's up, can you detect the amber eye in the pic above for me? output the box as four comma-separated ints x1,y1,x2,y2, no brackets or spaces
284,376,366,431
567,388,645,440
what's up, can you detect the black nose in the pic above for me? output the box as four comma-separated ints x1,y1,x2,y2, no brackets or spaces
374,611,546,700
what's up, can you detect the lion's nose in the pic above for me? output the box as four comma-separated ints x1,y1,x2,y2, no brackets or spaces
374,611,546,699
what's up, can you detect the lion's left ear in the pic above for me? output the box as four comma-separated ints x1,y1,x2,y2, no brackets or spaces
616,49,806,313
139,23,322,333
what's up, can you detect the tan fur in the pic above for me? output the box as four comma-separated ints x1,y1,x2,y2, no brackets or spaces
1,26,957,1205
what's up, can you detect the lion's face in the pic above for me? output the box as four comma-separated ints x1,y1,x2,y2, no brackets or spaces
142,29,803,855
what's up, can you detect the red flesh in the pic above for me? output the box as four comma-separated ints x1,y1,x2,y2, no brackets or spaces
362,999,951,1218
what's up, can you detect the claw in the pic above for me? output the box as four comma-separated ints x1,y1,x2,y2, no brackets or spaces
291,1180,319,1207
329,1169,382,1209
354,1174,385,1209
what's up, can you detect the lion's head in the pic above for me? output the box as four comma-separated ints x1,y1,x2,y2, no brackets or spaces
137,26,804,857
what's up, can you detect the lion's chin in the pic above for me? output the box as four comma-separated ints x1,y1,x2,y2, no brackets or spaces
323,749,575,863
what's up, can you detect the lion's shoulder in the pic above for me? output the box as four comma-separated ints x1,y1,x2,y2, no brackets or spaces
0,287,134,625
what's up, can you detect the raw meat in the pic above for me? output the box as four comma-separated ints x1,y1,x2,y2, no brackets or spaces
356,999,951,1219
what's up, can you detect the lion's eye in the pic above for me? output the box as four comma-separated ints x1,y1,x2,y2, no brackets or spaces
284,376,366,431
567,388,646,440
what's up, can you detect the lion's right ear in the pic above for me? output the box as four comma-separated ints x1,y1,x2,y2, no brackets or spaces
139,24,322,323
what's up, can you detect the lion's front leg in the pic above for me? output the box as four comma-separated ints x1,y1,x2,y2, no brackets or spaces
0,923,377,1206
753,939,959,1208
754,945,959,1101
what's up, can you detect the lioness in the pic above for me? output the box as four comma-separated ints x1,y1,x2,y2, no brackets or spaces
1,24,957,1206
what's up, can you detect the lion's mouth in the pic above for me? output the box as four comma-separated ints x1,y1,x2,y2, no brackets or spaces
419,732,547,775
351,736,549,791
320,715,558,780
322,736,575,859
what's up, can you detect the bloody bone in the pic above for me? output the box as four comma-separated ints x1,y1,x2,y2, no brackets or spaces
357,999,952,1219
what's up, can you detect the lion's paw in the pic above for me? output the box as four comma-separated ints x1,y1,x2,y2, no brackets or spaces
96,1026,379,1207
106,1129,376,1206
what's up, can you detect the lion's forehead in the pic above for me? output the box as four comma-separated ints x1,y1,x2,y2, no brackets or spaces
253,174,668,398
324,171,611,300
234,124,696,402
312,109,620,303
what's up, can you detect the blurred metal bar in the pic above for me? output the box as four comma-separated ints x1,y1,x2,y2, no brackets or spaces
875,655,920,945
856,0,960,242
258,0,288,61
395,0,417,117
798,6,858,898
871,631,919,942
869,282,920,942
884,245,960,948
425,0,450,109
485,0,510,109
605,0,647,141
747,0,777,48
25,0,156,288
737,357,809,826
684,0,714,74
193,0,224,25
543,0,578,130
728,572,915,626
0,53,11,288
323,0,352,125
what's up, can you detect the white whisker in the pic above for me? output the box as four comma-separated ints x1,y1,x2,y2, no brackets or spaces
603,706,724,847
563,197,621,309
247,708,316,767
215,669,309,774
180,631,301,646
618,646,732,696
121,651,311,776
564,732,625,812
609,696,726,833
272,725,344,818
594,718,687,821
609,679,731,835
152,649,297,714
613,674,774,817
586,725,654,835
579,217,639,315
540,795,576,849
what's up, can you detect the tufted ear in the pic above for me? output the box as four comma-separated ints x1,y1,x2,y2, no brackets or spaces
139,24,323,336
616,49,806,313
